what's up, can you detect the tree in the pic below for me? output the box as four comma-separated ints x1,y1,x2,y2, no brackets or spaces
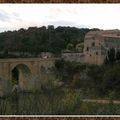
0,25,91,58
116,51,120,61
66,43,74,51
102,64,120,97
107,48,116,64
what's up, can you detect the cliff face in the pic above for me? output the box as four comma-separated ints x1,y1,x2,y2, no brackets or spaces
0,0,119,3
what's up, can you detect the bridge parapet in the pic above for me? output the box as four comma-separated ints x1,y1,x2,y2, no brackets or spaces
0,57,59,62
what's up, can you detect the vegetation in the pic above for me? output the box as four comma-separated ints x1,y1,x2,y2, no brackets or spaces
55,59,120,99
0,60,120,114
0,89,120,115
105,48,120,64
0,26,99,58
1,25,120,114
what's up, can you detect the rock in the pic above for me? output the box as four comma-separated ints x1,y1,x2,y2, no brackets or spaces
12,84,21,93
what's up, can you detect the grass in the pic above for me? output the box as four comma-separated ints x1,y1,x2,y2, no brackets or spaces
0,90,120,115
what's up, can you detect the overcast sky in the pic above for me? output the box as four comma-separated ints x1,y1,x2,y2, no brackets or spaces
0,4,120,32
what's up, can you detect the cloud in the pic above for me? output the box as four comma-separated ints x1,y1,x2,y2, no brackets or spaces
12,12,22,21
0,27,18,33
46,20,89,28
47,20,76,26
12,12,20,17
0,9,11,22
0,4,120,32
0,9,22,23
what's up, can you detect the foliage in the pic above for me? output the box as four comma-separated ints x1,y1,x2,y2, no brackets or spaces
0,26,92,57
102,64,120,97
105,48,120,64
107,48,116,63
66,43,74,50
61,89,81,114
0,78,12,97
116,51,120,61
55,59,86,85
0,91,120,115
55,59,120,99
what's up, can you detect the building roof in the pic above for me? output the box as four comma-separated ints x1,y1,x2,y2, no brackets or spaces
85,29,120,39
102,35,120,38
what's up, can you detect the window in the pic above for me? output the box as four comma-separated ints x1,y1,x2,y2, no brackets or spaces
96,52,98,55
93,37,95,40
92,42,95,47
86,47,89,51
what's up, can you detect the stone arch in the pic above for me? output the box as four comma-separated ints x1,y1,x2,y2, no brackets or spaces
11,62,33,74
11,64,32,91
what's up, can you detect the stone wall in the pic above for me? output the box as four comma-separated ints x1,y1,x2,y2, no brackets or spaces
61,52,84,63
84,30,120,65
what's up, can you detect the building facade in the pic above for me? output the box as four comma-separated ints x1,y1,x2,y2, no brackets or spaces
84,29,120,65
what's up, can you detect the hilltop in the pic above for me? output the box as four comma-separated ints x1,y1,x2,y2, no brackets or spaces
0,25,99,58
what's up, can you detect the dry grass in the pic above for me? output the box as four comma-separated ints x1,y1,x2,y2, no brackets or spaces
0,0,120,3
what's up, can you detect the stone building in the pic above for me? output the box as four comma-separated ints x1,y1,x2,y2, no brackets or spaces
84,29,120,65
61,51,84,63
61,29,120,65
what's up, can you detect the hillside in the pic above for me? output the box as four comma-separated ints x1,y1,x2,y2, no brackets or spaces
0,26,99,57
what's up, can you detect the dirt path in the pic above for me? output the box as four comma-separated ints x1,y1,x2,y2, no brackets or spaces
82,99,120,104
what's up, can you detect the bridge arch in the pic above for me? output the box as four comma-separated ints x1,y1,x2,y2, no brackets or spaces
11,64,32,91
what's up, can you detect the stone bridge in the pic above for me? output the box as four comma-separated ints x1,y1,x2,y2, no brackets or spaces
0,58,58,95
